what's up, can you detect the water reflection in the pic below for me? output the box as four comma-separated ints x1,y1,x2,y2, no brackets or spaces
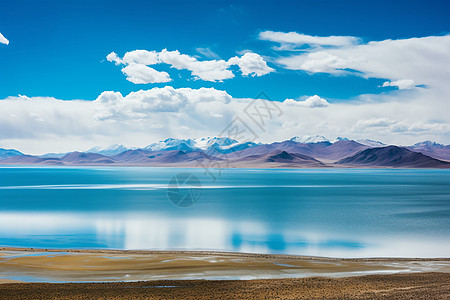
1,212,449,258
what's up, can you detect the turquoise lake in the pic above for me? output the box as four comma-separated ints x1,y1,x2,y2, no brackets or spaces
0,167,449,258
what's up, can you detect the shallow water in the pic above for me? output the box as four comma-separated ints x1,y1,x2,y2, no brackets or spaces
0,167,449,258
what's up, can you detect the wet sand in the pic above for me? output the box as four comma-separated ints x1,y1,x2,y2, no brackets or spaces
0,248,449,299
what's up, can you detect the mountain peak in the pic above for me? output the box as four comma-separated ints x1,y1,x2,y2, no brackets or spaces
356,139,386,147
290,135,330,144
331,137,350,143
144,136,240,152
413,140,444,148
87,144,129,156
0,148,24,160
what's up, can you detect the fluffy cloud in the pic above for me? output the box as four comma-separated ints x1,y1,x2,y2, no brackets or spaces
381,79,416,90
107,49,274,83
106,52,122,65
158,49,234,81
259,31,360,50
283,95,329,108
94,86,232,120
227,52,274,76
0,32,9,45
2,86,450,154
123,50,159,65
121,63,171,84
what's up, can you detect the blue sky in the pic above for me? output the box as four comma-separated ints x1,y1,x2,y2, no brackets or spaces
1,0,449,101
1,0,450,153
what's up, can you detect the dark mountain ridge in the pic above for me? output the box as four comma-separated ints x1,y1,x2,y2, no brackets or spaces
337,146,450,168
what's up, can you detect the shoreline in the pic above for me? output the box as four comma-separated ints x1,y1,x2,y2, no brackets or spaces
1,163,450,169
1,248,449,298
2,246,450,261
1,247,449,283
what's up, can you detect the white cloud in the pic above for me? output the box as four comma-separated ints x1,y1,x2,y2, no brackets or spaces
121,63,171,84
0,32,9,45
275,34,450,90
227,52,274,76
122,50,159,65
158,49,234,81
283,95,329,108
94,86,232,120
259,31,450,144
381,79,416,90
259,31,360,50
107,49,274,83
354,118,396,129
106,52,122,65
196,47,220,59
353,117,449,134
2,86,450,154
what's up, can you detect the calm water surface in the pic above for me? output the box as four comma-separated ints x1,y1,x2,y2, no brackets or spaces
0,167,449,258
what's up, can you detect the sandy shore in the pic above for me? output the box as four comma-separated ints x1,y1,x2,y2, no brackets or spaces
0,247,449,299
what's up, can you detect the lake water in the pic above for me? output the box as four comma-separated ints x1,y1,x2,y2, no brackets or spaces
0,167,449,258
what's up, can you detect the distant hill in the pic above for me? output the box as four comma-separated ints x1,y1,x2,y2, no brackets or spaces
0,155,63,165
227,139,367,162
228,150,326,168
407,141,450,162
356,139,386,147
0,148,24,160
337,146,450,168
1,137,450,168
87,144,131,156
61,152,116,164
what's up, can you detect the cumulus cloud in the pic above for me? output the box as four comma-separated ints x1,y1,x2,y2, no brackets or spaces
94,86,233,120
381,79,416,90
283,95,329,108
158,49,234,81
106,52,122,65
0,32,9,45
107,49,274,83
2,85,450,154
227,52,274,76
121,63,171,84
123,50,159,65
259,31,360,50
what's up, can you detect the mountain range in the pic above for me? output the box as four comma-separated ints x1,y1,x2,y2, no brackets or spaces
1,135,450,168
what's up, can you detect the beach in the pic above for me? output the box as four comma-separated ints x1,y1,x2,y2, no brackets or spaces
0,248,449,299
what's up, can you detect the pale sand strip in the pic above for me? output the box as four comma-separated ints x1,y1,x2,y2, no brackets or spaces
0,247,449,283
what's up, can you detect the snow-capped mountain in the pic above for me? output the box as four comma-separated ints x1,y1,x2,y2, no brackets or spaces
331,137,350,143
143,137,241,152
194,137,239,150
290,135,330,143
87,144,132,156
407,140,450,161
356,139,386,147
412,141,444,148
143,138,196,152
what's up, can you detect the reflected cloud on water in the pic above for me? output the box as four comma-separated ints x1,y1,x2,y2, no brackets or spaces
0,212,449,258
